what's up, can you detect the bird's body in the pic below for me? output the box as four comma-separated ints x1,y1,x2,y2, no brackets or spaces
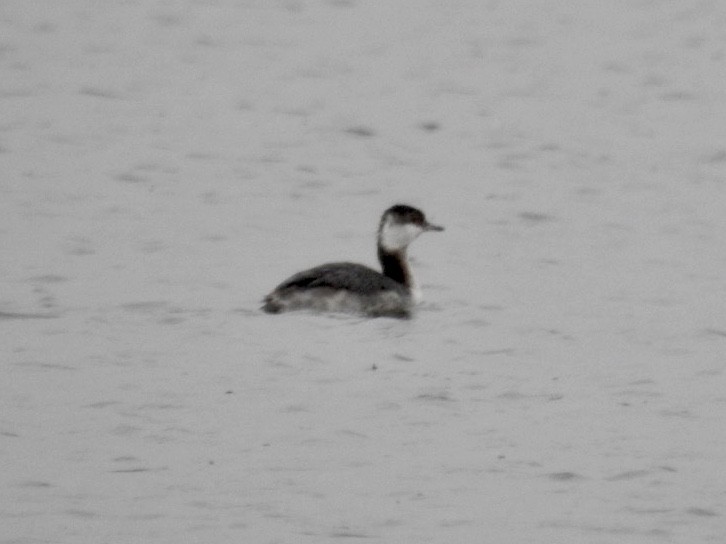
262,205,443,318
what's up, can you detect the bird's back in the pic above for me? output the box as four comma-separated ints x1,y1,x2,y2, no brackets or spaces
262,262,411,317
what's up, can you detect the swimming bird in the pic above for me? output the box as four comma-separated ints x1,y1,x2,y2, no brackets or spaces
262,204,443,318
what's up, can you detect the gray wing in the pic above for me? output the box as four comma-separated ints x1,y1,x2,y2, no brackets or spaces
272,262,407,296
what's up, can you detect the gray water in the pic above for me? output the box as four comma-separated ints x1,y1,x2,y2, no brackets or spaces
2,1,726,542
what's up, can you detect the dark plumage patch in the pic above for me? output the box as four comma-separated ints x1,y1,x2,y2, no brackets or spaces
270,262,407,296
377,248,410,286
381,204,427,228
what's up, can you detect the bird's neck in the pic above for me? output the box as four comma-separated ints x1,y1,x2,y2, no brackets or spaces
378,246,412,289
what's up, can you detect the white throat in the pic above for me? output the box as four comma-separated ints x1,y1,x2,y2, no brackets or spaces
379,218,423,251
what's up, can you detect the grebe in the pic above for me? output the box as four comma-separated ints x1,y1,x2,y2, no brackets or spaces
262,204,443,318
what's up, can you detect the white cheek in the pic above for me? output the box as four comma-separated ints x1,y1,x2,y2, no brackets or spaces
381,223,423,250
404,224,423,243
